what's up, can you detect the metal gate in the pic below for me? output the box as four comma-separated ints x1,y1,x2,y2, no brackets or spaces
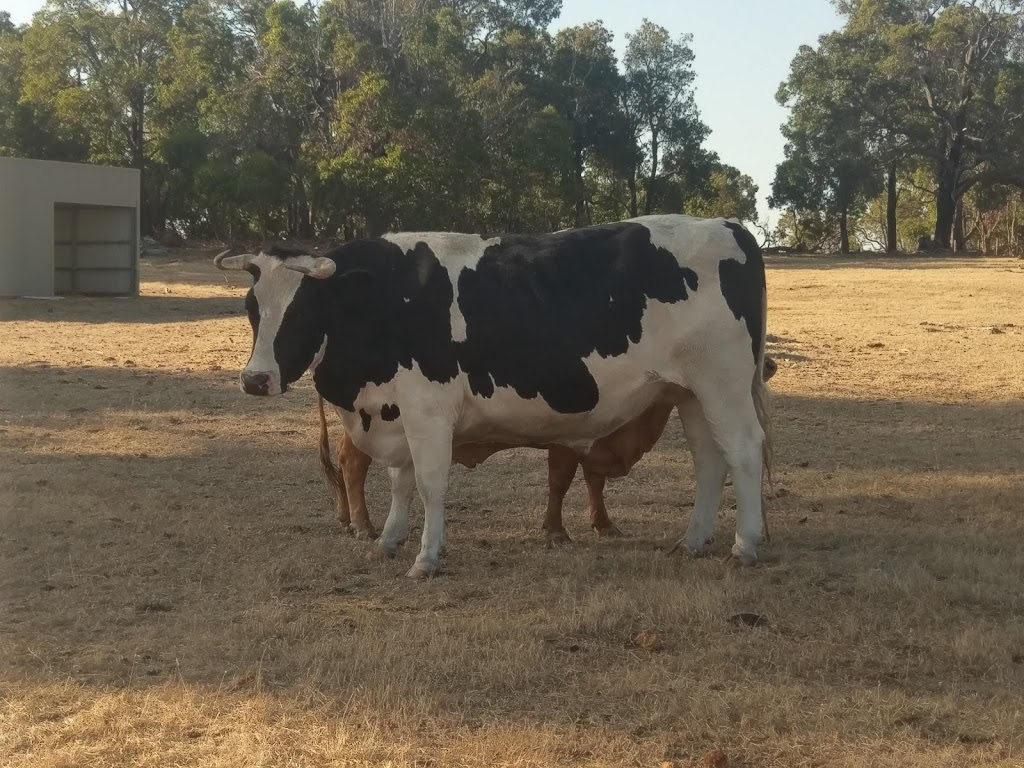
54,205,137,295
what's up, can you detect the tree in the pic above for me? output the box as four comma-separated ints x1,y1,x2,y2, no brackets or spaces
773,35,885,253
547,22,626,226
687,163,759,222
836,0,1024,249
20,0,189,230
623,20,707,216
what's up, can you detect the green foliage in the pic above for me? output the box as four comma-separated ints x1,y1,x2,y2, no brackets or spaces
774,0,1024,251
4,1,754,239
687,165,759,222
623,19,708,216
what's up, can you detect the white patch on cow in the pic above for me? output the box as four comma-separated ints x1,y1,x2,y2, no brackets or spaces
310,337,328,373
243,255,305,394
383,232,499,343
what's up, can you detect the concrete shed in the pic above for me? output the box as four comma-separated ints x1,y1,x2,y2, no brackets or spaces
0,157,141,297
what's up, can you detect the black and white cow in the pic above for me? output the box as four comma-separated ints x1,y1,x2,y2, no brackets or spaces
215,215,771,578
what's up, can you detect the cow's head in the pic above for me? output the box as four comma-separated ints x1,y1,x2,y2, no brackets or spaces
215,248,337,396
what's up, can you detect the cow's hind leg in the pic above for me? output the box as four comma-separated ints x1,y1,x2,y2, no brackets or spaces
543,447,577,545
672,395,728,556
583,468,622,537
339,429,376,540
372,463,415,559
317,398,352,532
686,381,765,565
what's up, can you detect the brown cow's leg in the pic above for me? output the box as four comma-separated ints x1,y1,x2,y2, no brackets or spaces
318,395,353,532
583,467,622,537
339,428,376,539
543,447,577,544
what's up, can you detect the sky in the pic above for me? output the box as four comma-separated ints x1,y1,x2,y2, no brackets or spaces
4,0,844,222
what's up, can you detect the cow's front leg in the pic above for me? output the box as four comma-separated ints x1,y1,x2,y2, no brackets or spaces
406,432,453,579
373,463,415,558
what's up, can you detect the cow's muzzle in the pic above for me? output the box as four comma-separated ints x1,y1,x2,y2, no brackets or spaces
240,370,280,396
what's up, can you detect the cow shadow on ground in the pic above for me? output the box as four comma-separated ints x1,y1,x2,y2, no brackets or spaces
0,294,243,325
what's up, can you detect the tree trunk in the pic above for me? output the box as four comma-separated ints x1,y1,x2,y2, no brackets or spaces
627,171,638,219
886,162,898,253
932,132,965,249
644,129,659,216
953,196,966,252
132,103,150,234
573,143,587,228
839,206,850,254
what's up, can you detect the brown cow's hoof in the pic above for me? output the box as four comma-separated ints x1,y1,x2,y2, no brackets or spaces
337,522,355,536
406,562,437,579
352,525,378,541
544,528,572,547
593,522,623,538
368,544,397,561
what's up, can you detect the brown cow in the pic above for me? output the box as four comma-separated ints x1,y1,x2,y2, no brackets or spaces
318,356,777,543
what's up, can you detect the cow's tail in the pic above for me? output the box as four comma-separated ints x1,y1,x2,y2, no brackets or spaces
317,394,345,506
753,283,773,540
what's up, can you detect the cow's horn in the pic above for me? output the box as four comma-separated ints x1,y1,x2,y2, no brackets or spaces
284,257,336,280
214,251,255,271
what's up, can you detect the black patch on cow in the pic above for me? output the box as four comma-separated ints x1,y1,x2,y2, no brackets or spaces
381,403,400,421
455,224,698,412
244,264,262,344
719,221,766,362
263,243,313,259
273,277,326,388
277,223,700,414
359,408,372,432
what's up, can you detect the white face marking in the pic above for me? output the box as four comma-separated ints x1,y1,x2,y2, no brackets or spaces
383,232,499,343
242,255,305,394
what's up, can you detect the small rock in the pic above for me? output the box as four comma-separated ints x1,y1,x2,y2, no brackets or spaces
991,326,1005,334
702,749,729,768
867,342,885,348
728,613,767,628
136,600,174,613
633,629,664,651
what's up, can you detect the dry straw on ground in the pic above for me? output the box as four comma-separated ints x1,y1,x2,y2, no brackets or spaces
2,252,1023,767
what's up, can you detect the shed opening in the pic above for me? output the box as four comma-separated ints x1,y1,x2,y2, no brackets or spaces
54,204,137,295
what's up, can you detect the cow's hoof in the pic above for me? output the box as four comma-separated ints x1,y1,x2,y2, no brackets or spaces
593,523,623,538
406,562,437,579
544,528,572,547
668,538,712,557
728,546,758,567
368,543,398,561
352,526,378,541
337,522,355,536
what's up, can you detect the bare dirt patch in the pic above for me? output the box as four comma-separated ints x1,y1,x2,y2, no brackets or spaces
2,252,1023,767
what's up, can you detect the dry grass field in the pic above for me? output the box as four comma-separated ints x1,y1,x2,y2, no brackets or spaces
2,251,1023,767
